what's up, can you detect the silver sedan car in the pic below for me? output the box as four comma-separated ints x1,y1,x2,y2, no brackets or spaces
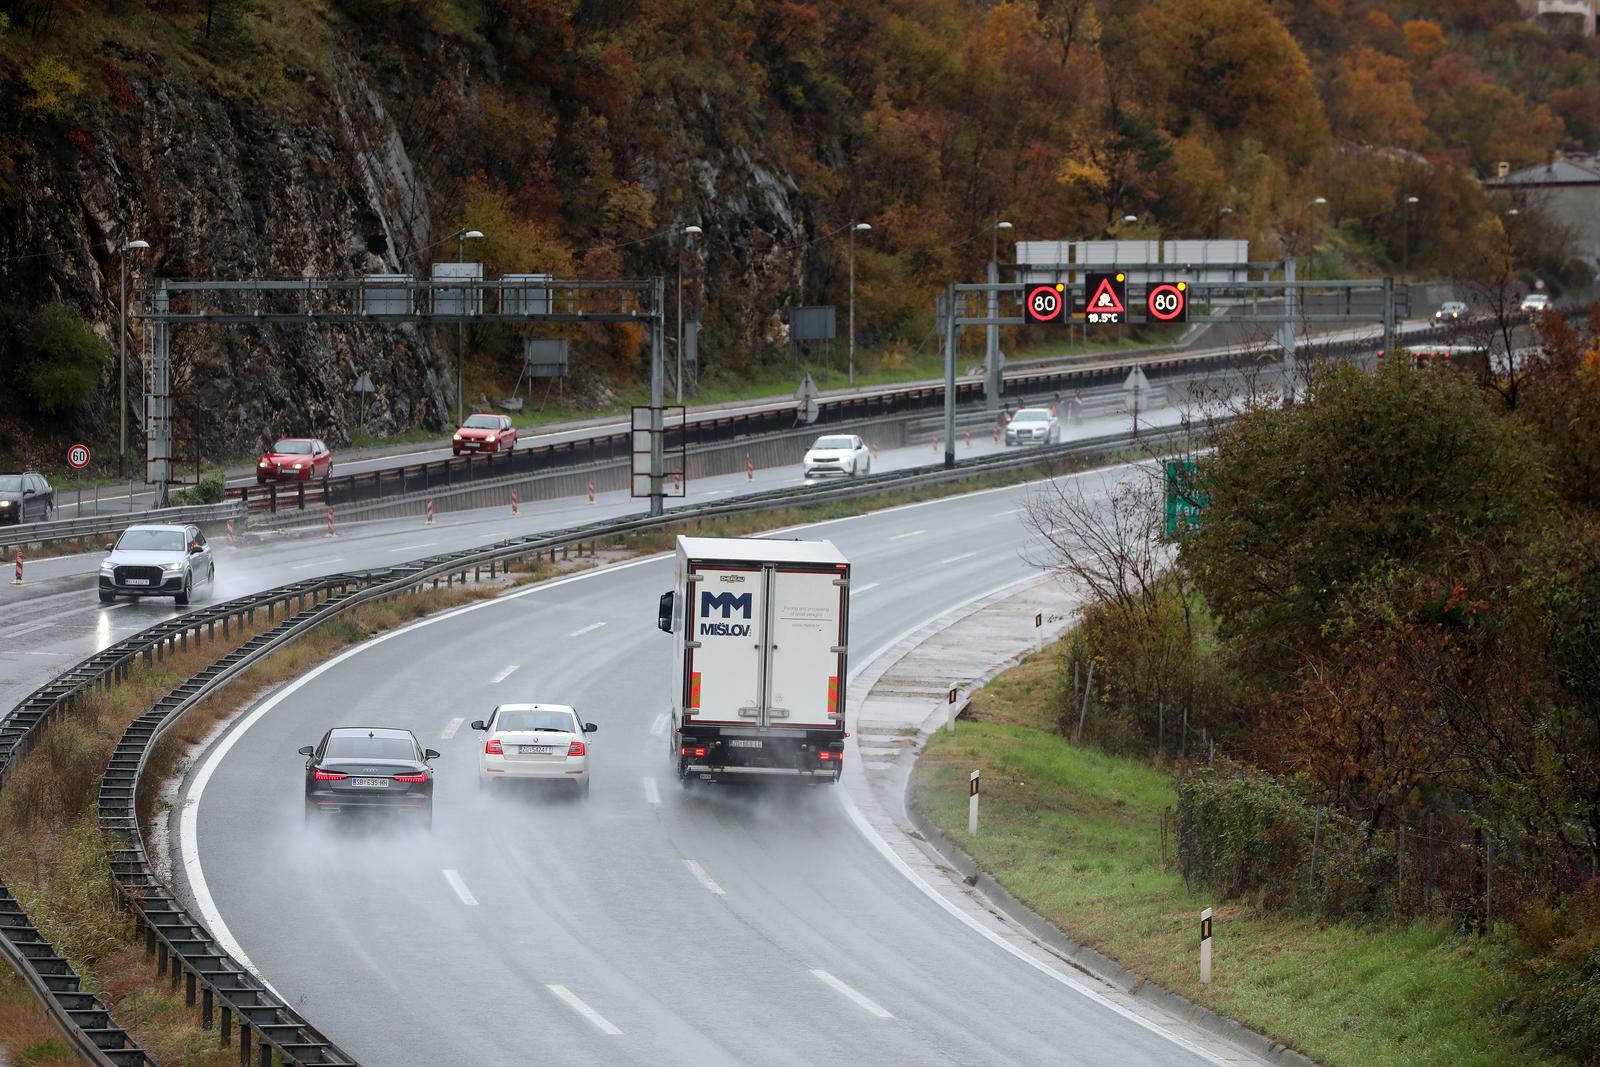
98,524,215,605
1004,407,1061,446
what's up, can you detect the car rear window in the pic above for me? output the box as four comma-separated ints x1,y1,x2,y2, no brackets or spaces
813,437,854,450
116,529,185,551
495,710,577,732
324,736,417,760
463,415,500,429
272,440,313,454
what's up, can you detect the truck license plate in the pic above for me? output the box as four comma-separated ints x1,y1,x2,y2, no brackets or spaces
729,739,763,748
350,777,389,788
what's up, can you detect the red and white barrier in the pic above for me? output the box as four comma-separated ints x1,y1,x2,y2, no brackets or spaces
425,497,435,525
992,422,999,443
673,470,683,493
226,519,236,550
871,441,881,460
587,480,596,505
964,429,972,449
933,434,940,453
511,488,520,515
746,456,754,481
10,551,21,587
326,506,336,538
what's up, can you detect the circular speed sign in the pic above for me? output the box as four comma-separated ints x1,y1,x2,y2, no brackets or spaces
1145,282,1188,323
1025,284,1065,324
67,443,92,469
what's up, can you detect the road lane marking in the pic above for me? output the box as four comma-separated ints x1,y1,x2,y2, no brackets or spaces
888,529,925,540
1000,507,1025,516
810,969,893,1018
441,717,463,740
683,859,725,896
489,665,519,684
0,621,55,638
650,713,668,735
852,582,880,595
290,558,343,570
568,621,607,637
643,777,660,806
546,985,623,1035
387,542,436,553
939,552,977,565
442,869,478,906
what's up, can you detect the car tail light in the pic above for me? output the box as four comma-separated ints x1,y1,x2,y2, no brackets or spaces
567,741,586,757
393,772,427,782
485,739,503,755
313,769,347,781
680,744,707,758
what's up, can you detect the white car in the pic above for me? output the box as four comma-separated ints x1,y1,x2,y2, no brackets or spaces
1520,293,1551,314
98,523,215,605
802,434,871,479
1434,301,1468,321
1004,407,1060,446
472,703,595,795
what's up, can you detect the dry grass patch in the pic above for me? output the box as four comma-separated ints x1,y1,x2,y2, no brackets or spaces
0,958,83,1067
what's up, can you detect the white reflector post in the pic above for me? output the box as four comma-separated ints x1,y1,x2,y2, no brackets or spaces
968,769,980,836
1200,907,1213,984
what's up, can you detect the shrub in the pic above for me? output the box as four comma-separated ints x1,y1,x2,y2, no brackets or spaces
171,473,225,505
1510,878,1600,1059
25,304,107,415
20,56,85,123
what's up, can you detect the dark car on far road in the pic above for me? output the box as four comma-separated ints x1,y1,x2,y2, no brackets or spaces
300,727,438,829
0,472,55,524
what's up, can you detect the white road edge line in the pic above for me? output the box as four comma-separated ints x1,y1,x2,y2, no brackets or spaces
489,665,519,684
387,542,435,553
546,985,623,1035
290,559,343,570
938,552,977,565
442,869,478,906
649,712,669,736
683,859,725,896
643,777,661,806
0,620,55,638
852,582,880,595
568,621,607,637
441,717,464,740
887,529,925,540
809,969,893,1018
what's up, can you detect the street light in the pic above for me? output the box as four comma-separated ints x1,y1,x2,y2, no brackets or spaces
676,225,702,404
848,223,872,387
1307,197,1328,265
1122,214,1140,224
1401,196,1420,281
118,238,150,479
992,219,1013,264
450,228,484,425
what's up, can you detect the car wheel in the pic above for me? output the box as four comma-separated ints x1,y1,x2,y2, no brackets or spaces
422,804,433,831
577,777,591,798
174,576,191,606
304,803,315,827
849,458,858,477
99,590,116,604
862,457,871,474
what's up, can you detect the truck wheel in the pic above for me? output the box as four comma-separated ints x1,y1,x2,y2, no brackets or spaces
677,760,696,788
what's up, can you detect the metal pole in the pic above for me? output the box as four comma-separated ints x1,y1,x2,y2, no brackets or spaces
649,277,665,518
1280,259,1298,406
676,250,684,404
119,248,128,478
1401,207,1409,282
456,234,465,426
1382,275,1396,358
985,260,1000,411
151,281,171,508
943,283,956,469
848,227,856,387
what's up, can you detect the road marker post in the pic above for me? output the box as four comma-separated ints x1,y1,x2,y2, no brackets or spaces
1035,611,1044,652
968,770,980,836
947,687,959,734
586,479,596,505
225,519,236,551
992,421,999,443
425,497,435,525
746,455,754,481
10,551,21,587
964,429,971,449
933,434,940,454
673,469,682,493
1200,908,1213,984
325,506,336,539
511,487,520,515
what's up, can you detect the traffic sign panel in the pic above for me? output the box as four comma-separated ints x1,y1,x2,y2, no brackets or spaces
1085,273,1126,325
1146,281,1188,323
67,443,91,469
1024,283,1066,324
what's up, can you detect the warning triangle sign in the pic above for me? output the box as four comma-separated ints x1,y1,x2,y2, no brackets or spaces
1089,276,1126,313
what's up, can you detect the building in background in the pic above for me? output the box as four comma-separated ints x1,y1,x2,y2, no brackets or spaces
1484,156,1600,268
1518,0,1597,36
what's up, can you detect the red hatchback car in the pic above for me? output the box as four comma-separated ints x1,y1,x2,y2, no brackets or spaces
453,413,517,455
257,438,333,483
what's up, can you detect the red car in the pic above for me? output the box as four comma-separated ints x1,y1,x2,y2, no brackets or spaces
453,413,517,455
256,438,333,483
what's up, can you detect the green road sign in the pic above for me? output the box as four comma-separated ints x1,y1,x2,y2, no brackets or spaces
1164,458,1208,536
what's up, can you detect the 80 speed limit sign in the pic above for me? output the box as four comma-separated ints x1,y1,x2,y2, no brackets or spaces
1024,283,1066,324
1145,281,1189,323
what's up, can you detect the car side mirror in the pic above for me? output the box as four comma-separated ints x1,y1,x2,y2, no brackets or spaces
298,746,315,756
22,488,34,497
657,591,675,633
189,544,203,555
104,544,114,553
423,748,440,760
469,720,487,731
584,723,598,733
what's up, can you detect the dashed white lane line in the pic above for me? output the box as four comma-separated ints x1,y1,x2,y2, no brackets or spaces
1000,507,1026,516
650,713,668,735
810,969,893,1018
489,665,519,684
569,621,607,637
853,582,881,596
683,859,725,896
387,542,436,553
1,621,55,638
888,529,925,541
939,552,977,565
442,869,478,906
441,717,464,740
547,985,623,1035
643,777,661,806
290,558,343,570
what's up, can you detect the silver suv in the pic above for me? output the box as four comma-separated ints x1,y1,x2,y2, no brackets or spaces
99,524,215,605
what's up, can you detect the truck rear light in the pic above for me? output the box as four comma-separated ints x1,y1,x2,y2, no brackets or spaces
680,744,708,758
313,769,347,781
393,772,427,782
485,739,503,755
567,741,586,757
818,750,842,762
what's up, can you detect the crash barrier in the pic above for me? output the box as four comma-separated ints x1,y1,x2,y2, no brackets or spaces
0,499,246,551
0,418,1198,1065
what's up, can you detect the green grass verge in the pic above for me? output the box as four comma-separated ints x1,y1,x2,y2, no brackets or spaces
911,649,1560,1067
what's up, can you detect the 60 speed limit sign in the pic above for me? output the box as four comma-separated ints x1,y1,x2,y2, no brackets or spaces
67,443,92,469
1145,282,1189,323
1024,283,1066,324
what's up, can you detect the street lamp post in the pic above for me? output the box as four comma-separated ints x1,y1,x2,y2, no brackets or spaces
118,238,150,479
452,228,483,426
847,222,871,387
676,225,702,404
1214,206,1233,238
1307,197,1328,268
988,221,1012,409
991,219,1012,264
1401,196,1420,281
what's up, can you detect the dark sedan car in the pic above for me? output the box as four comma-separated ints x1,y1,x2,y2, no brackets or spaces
300,727,438,829
0,472,55,525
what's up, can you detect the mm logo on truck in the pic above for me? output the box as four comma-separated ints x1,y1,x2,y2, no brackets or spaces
700,591,753,636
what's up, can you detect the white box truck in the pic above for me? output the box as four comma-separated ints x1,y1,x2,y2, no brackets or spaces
657,536,851,784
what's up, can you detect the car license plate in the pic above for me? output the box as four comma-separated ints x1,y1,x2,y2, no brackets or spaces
124,578,149,586
729,739,763,748
521,745,554,754
350,777,389,788
279,467,293,474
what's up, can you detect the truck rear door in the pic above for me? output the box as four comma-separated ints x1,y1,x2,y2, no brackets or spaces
762,566,848,729
685,564,764,724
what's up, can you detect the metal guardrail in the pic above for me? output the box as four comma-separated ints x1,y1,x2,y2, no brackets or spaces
0,500,245,550
0,422,1197,1065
